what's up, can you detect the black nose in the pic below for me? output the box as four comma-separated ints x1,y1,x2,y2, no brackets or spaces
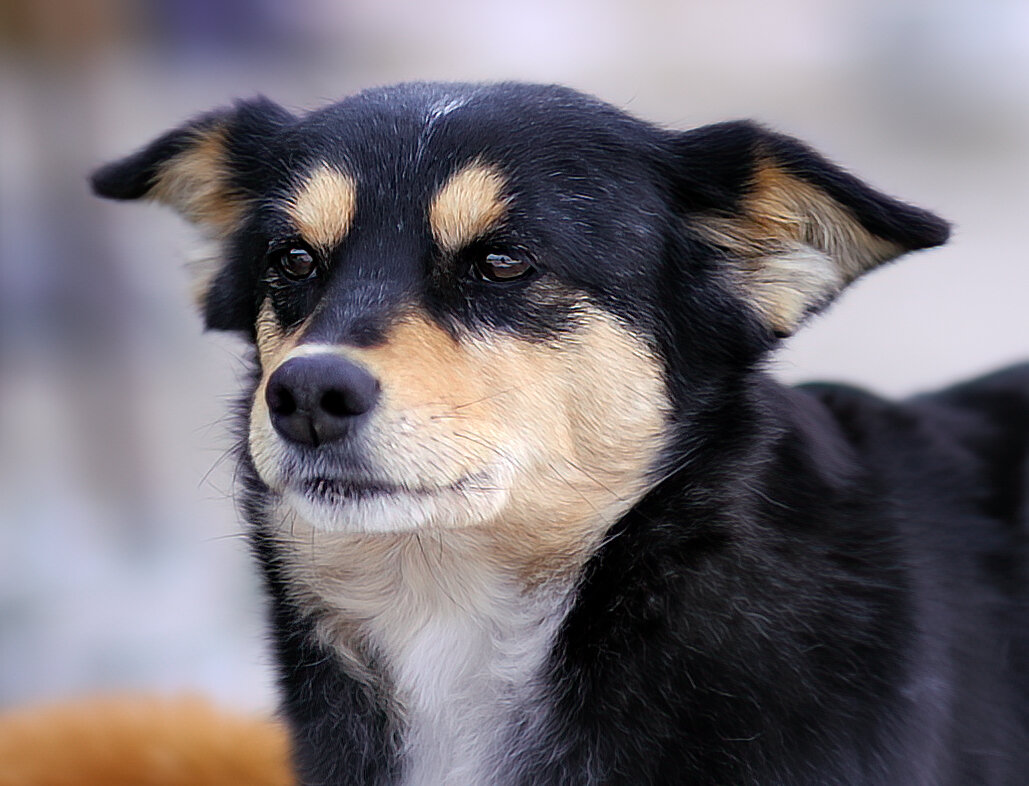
265,355,380,447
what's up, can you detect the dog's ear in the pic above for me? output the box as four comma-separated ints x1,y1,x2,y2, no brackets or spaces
92,97,293,332
91,96,291,233
667,121,950,336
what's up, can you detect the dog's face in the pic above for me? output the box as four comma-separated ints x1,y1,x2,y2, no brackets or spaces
93,83,947,565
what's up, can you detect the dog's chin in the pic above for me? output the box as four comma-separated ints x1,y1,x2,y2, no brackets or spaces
276,476,508,534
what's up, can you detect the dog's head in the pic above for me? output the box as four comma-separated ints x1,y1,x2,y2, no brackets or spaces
93,83,947,568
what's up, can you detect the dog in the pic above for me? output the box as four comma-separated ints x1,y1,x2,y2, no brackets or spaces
91,82,1029,785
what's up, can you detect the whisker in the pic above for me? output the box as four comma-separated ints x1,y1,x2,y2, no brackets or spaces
203,531,250,543
559,456,627,505
413,532,469,614
545,459,604,514
450,380,542,410
449,430,512,461
198,443,239,491
391,379,546,416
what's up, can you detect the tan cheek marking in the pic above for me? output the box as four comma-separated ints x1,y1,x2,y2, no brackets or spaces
346,308,668,583
349,314,494,415
492,312,668,581
150,127,243,234
429,163,509,251
286,165,357,250
255,299,290,364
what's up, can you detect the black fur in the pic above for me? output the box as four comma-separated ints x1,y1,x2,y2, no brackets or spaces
93,82,1027,784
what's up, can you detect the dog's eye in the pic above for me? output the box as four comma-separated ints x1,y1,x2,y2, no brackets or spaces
273,247,317,281
471,253,536,283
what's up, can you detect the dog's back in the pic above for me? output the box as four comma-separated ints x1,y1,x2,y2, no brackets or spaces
796,364,1029,782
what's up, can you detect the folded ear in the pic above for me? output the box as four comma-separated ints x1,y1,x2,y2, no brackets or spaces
668,121,950,336
91,96,292,235
92,97,293,332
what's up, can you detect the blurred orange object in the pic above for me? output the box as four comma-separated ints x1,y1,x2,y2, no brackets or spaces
0,696,294,786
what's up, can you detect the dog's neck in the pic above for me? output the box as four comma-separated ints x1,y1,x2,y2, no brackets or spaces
271,516,578,784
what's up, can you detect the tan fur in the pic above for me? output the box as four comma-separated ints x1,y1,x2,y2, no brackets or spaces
149,127,242,234
0,696,293,786
746,162,901,279
429,163,509,251
251,297,310,486
255,297,290,361
355,308,666,579
695,160,902,334
251,305,668,584
285,165,358,250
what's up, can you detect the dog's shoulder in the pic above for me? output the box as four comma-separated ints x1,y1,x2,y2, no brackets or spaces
919,362,1029,423
795,364,1029,467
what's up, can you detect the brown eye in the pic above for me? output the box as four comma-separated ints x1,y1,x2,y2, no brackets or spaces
472,253,535,283
275,247,317,280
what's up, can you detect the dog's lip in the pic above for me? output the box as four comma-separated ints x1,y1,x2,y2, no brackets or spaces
302,477,423,500
294,472,488,503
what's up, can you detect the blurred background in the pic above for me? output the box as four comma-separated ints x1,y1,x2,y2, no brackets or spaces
1,0,1027,714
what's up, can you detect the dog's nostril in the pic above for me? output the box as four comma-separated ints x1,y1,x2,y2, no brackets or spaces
320,389,352,418
267,384,297,417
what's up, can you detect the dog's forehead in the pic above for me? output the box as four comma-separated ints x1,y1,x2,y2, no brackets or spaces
264,83,664,261
277,83,651,200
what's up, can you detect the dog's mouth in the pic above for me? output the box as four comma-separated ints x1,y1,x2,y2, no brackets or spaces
300,476,462,504
276,468,507,533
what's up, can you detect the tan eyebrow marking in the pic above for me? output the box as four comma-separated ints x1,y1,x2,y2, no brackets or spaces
429,163,509,251
285,164,357,249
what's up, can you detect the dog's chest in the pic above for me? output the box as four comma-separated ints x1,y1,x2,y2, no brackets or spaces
383,582,563,785
280,529,570,784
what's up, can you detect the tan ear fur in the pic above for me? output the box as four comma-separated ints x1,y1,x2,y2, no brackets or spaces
148,126,244,236
696,160,904,335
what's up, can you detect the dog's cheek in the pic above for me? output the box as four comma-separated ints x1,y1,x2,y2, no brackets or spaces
255,298,303,366
247,300,306,491
489,309,670,574
352,307,670,574
348,313,529,488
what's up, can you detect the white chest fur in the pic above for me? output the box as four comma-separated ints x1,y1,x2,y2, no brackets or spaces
275,520,573,785
385,569,567,785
